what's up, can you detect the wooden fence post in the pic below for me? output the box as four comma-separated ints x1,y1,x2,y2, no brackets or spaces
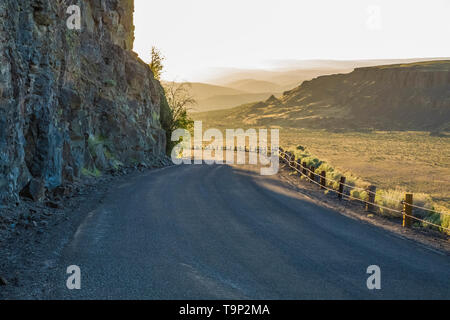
338,176,346,200
365,185,377,213
302,162,307,176
309,166,315,183
403,193,413,228
320,171,326,189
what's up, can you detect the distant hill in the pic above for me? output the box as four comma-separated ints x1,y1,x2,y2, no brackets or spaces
194,60,450,132
206,58,449,87
161,81,256,112
193,92,281,112
162,81,282,112
184,58,449,112
226,79,283,93
162,82,244,100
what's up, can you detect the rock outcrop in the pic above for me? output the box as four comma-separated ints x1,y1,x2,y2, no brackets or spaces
0,0,169,204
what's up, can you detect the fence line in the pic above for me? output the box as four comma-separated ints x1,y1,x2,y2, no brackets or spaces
280,150,450,217
401,202,449,216
278,149,450,233
281,151,403,213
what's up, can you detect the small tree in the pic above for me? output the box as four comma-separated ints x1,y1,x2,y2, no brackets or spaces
162,82,196,152
163,82,195,132
149,46,164,80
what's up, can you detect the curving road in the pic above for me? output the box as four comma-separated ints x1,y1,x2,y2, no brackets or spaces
46,163,450,299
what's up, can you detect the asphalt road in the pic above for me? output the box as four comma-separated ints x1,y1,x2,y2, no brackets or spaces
47,163,450,299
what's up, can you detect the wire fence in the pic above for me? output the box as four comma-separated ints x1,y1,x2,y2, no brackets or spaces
278,149,450,233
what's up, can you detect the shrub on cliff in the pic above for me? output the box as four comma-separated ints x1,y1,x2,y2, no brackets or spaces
149,47,165,80
161,82,195,154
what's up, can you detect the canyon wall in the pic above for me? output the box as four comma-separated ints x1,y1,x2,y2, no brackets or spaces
0,0,169,204
279,61,450,130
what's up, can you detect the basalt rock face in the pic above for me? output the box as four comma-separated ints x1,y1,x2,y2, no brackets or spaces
0,0,169,204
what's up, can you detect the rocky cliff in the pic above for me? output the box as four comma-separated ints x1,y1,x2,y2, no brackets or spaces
204,61,450,132
281,61,450,130
0,0,170,204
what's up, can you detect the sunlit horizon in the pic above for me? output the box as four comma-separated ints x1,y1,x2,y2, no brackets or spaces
134,0,450,82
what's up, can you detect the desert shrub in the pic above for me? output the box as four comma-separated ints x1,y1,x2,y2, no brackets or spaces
441,212,450,235
350,189,369,202
374,188,404,217
316,162,334,174
426,204,450,235
162,82,195,154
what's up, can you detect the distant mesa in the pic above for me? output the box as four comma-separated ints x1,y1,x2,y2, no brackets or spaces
195,60,450,132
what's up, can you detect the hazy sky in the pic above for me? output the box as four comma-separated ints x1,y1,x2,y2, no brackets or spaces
134,0,450,81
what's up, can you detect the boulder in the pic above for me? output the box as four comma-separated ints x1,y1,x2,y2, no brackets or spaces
20,178,46,202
